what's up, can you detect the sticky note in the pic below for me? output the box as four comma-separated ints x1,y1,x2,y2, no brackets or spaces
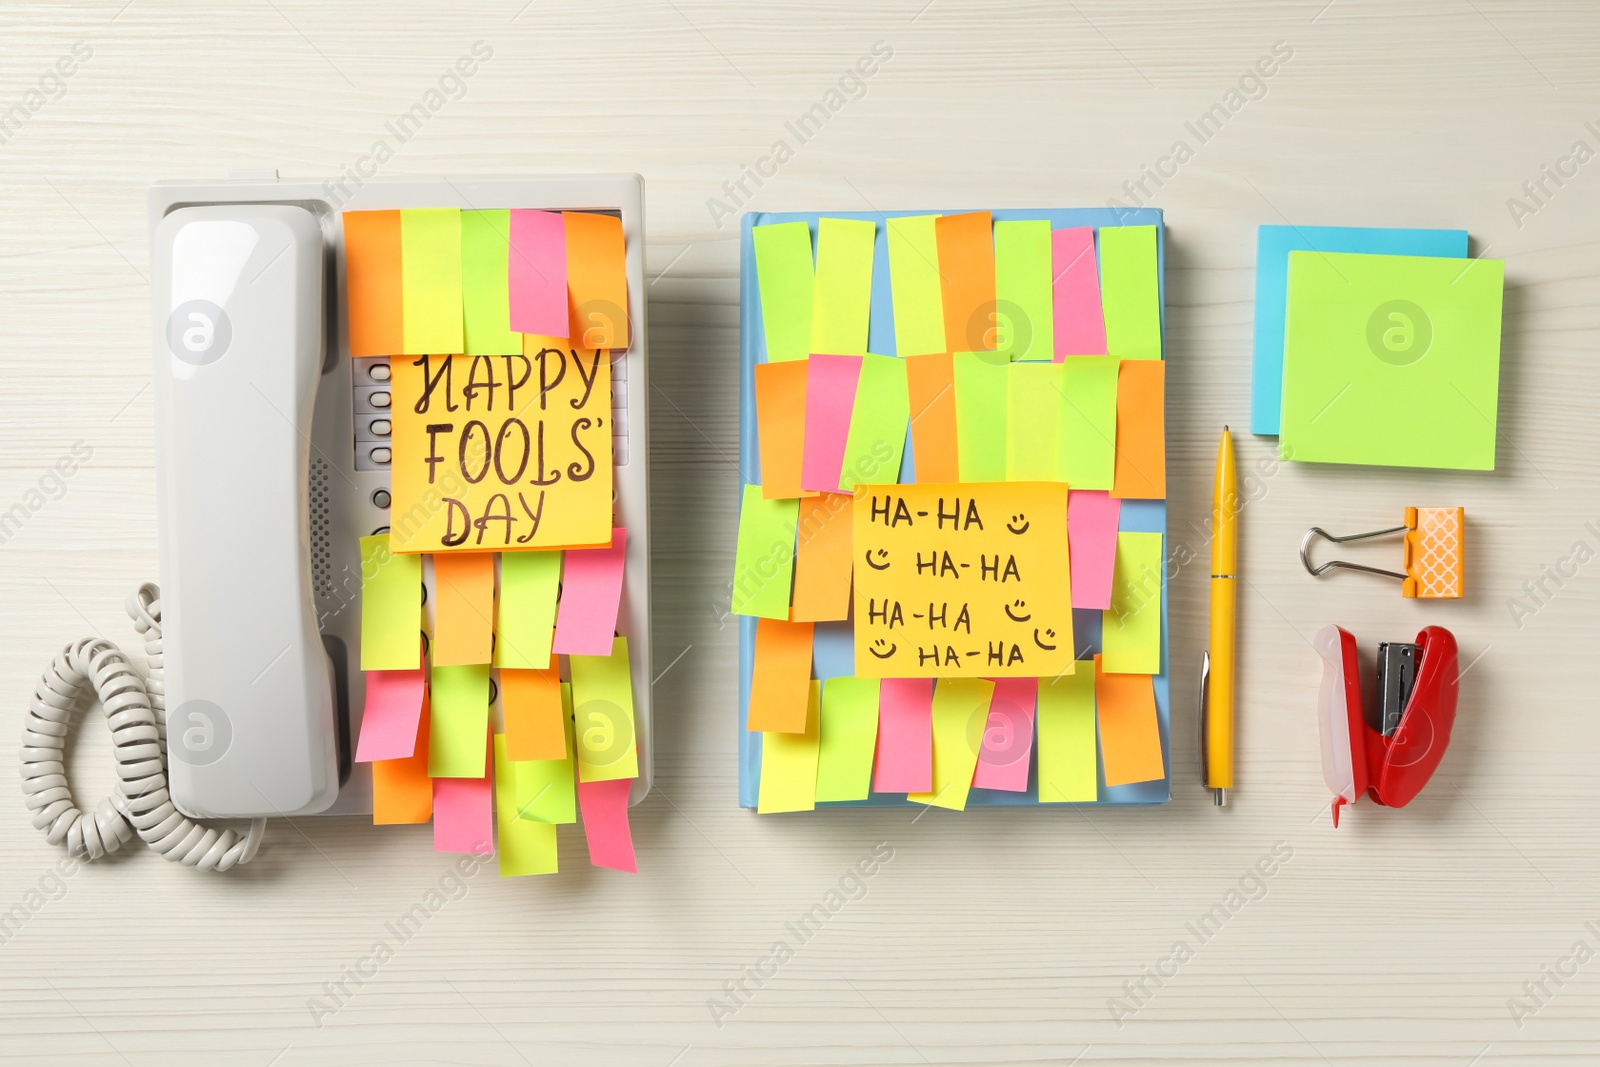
993,220,1054,361
1280,251,1504,470
753,221,815,362
513,682,576,824
495,550,561,669
749,618,814,733
1111,359,1165,499
460,209,522,356
553,527,627,657
1098,225,1161,360
429,663,490,778
1037,668,1098,802
1006,361,1064,481
433,753,493,855
1057,355,1119,490
359,534,421,671
971,677,1037,792
758,680,821,813
755,359,816,500
815,676,879,802
570,636,639,782
909,678,993,811
389,350,613,552
1251,225,1467,435
501,659,566,762
872,677,933,793
790,495,853,623
373,696,432,824
800,354,864,493
1067,490,1121,610
400,207,464,355
840,354,909,492
493,735,559,876
508,208,568,338
1052,227,1107,358
732,486,798,619
355,663,426,762
853,482,1073,678
1094,656,1164,785
1102,532,1163,674
810,217,875,356
342,210,402,357
432,552,495,666
953,351,1009,481
906,352,960,483
935,211,996,352
564,211,628,349
577,777,637,871
887,215,945,356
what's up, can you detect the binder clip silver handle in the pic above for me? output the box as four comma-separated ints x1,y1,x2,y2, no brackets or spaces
1300,525,1409,582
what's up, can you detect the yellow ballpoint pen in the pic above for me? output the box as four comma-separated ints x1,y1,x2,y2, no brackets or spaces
1202,427,1237,806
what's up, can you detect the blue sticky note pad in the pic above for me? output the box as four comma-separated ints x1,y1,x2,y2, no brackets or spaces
1250,225,1468,435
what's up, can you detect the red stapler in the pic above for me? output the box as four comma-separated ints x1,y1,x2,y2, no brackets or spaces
1313,624,1459,827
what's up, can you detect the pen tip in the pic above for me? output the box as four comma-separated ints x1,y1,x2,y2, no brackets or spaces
1223,425,1229,432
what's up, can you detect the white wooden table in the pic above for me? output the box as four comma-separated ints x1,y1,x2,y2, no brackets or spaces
2,2,1597,1063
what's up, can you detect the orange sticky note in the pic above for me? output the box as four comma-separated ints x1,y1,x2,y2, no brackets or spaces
564,211,629,350
1093,655,1165,786
343,210,403,357
935,211,996,353
906,352,960,483
790,494,853,622
372,695,433,824
432,552,495,666
748,618,814,733
502,657,566,762
1111,359,1166,499
755,359,816,500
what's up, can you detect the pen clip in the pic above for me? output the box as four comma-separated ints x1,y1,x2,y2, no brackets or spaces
1198,650,1211,789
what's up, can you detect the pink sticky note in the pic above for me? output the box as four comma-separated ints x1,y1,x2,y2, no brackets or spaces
354,667,426,762
1052,228,1108,358
1069,490,1122,609
552,527,627,657
433,741,493,854
577,777,637,872
971,678,1038,792
799,354,863,493
508,208,568,337
872,678,933,793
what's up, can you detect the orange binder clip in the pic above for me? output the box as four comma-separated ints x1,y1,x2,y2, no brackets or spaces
1300,507,1464,599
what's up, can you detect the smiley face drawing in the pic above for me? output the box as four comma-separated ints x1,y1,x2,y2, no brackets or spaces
1005,513,1030,534
1004,599,1031,622
864,548,891,571
868,638,897,659
1032,627,1058,651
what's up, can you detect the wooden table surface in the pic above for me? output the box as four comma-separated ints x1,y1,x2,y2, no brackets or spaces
2,2,1597,1063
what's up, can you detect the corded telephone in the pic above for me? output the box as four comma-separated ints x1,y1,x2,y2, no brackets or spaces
22,174,652,871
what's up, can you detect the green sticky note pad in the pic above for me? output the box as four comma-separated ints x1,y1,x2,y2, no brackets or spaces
887,215,945,357
1098,225,1162,360
752,222,815,362
1007,362,1064,481
993,220,1054,361
1037,667,1098,803
840,354,909,492
494,550,561,669
1057,356,1118,490
732,485,798,619
1102,532,1163,674
815,676,879,803
430,663,491,777
1280,251,1504,470
811,217,875,356
494,735,559,876
514,685,577,824
359,534,421,671
400,207,464,355
953,351,1010,482
460,209,522,356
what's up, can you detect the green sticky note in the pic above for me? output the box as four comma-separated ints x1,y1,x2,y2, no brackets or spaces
1098,225,1162,360
753,222,814,362
758,681,820,813
908,678,993,811
887,215,945,356
494,734,559,876
1280,251,1504,470
732,485,798,619
429,663,490,777
1007,361,1064,481
810,217,875,356
571,637,639,782
994,220,1054,361
840,354,909,492
1037,667,1098,802
400,207,464,355
1057,356,1118,489
815,676,880,802
514,684,577,824
460,209,522,356
953,351,1010,481
359,534,421,671
494,550,561,669
1102,532,1163,674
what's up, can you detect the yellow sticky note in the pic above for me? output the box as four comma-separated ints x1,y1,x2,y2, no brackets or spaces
908,678,993,811
1102,532,1163,674
1037,667,1098,802
494,550,561,668
852,481,1073,678
1007,362,1064,481
810,217,875,356
359,534,421,671
513,683,577,824
429,662,490,778
993,219,1054,361
815,676,879,802
953,351,1009,482
493,734,559,876
571,636,639,782
758,681,821,813
1098,225,1162,360
887,215,945,357
1058,355,1119,490
461,209,522,356
400,207,464,355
